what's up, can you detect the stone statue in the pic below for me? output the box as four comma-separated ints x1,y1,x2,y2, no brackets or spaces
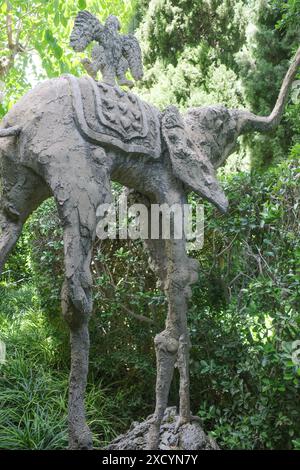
70,10,143,88
0,9,299,450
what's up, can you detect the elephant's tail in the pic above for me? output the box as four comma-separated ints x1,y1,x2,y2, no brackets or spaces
0,126,21,137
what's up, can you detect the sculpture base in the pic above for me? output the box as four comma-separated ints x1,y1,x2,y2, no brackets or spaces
105,407,220,450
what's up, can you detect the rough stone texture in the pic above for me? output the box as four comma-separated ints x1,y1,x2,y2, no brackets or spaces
70,11,143,88
162,105,228,213
106,407,219,451
0,10,299,450
66,74,161,158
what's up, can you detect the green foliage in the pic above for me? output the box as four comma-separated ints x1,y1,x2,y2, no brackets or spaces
137,0,248,111
274,0,300,29
0,0,138,117
138,45,245,110
235,0,300,169
26,199,64,315
139,0,248,67
137,0,300,169
189,153,300,449
0,282,125,449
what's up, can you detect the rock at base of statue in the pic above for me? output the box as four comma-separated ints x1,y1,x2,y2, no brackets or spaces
105,407,220,450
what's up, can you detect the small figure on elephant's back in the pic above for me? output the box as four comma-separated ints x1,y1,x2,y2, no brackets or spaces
70,10,143,88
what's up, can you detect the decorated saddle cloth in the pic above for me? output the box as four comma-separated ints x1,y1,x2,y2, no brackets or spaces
65,75,161,159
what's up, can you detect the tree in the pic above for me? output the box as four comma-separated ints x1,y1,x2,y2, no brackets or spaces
136,0,300,169
0,0,138,117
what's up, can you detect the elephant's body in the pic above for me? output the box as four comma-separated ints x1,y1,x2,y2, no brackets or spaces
0,76,178,202
0,44,299,449
0,75,244,220
0,76,232,235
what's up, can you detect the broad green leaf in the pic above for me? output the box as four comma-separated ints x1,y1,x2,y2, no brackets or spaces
54,12,60,27
53,45,63,60
78,0,87,10
1,2,7,14
44,29,54,44
61,15,68,28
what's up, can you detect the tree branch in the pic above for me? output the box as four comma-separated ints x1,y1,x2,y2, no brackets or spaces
0,1,25,78
6,1,13,50
93,252,156,326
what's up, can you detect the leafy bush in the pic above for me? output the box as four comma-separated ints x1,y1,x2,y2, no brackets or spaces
189,153,300,449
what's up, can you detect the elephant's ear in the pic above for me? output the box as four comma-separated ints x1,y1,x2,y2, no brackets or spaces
161,106,228,213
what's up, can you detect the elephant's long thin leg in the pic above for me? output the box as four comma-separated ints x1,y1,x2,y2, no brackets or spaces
146,239,191,449
126,190,178,450
0,163,49,274
59,198,98,450
126,182,199,449
177,304,191,425
62,196,99,449
60,207,96,450
69,321,90,448
145,229,199,449
165,242,200,430
147,326,179,449
61,278,93,450
176,256,200,428
46,150,111,449
0,212,22,273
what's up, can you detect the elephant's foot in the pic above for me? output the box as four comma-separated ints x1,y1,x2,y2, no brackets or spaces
145,330,179,450
147,419,161,450
147,412,202,449
68,424,93,450
174,414,202,433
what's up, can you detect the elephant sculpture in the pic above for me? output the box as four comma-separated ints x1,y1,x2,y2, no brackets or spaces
0,11,299,449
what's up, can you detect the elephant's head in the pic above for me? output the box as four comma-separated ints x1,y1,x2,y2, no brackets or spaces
183,105,241,170
162,105,242,213
164,45,300,212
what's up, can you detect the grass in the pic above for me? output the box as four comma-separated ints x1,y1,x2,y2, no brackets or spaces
0,282,123,449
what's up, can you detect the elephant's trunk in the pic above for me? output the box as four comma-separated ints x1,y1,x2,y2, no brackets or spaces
238,46,300,135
